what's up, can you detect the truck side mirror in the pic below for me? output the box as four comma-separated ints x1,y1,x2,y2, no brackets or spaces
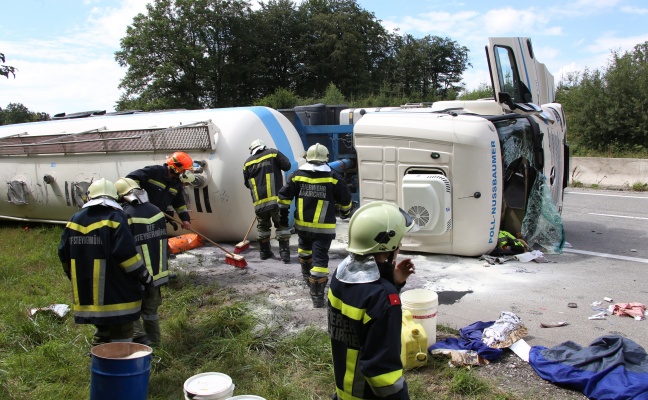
498,92,516,112
498,92,542,116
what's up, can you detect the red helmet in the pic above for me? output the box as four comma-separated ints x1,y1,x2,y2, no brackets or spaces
166,151,193,174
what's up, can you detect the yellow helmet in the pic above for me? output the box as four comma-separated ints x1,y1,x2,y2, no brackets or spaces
87,178,118,201
114,177,149,203
346,201,418,255
114,177,140,197
305,143,329,164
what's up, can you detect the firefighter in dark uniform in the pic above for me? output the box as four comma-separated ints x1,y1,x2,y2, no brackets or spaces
243,139,292,262
58,178,155,345
328,201,419,400
126,151,194,231
278,143,353,308
115,177,168,347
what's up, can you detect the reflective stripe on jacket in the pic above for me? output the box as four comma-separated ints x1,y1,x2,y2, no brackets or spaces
278,168,352,238
58,206,148,325
127,164,190,222
328,274,409,399
243,148,291,213
122,202,169,287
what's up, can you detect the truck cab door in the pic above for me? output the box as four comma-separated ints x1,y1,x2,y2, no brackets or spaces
486,37,543,115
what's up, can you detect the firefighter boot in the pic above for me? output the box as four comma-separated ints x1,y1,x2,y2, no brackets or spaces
299,258,312,286
309,276,328,308
279,239,291,264
259,238,274,260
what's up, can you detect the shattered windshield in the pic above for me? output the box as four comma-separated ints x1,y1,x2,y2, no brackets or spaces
494,118,535,171
493,117,565,254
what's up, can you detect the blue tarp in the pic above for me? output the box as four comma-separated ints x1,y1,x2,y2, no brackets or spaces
428,320,503,362
529,335,648,400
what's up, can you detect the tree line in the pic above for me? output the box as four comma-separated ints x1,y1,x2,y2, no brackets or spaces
115,0,470,111
557,42,648,156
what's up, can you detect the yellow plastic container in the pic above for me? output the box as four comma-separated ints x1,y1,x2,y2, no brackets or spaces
400,310,428,370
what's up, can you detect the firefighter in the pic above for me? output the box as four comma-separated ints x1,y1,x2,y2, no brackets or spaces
115,177,168,347
242,139,292,262
278,143,353,308
126,151,194,231
328,201,418,400
58,178,155,345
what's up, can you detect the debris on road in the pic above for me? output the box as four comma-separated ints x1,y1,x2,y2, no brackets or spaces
540,322,569,328
29,304,70,318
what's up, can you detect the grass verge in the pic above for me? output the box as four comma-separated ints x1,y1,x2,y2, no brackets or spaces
0,221,519,399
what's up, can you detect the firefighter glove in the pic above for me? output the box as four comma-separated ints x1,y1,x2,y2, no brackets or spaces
279,208,289,227
167,218,178,231
142,275,155,293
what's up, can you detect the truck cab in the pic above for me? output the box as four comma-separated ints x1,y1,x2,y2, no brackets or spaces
348,37,567,256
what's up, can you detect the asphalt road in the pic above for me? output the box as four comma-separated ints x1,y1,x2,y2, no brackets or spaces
178,187,648,353
406,187,648,351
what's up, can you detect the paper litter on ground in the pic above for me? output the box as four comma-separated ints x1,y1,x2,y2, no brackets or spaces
29,304,70,318
482,311,528,348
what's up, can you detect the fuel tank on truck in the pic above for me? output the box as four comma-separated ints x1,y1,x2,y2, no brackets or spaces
353,111,502,256
0,107,305,242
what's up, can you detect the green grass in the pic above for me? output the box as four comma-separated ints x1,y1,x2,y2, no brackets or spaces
0,221,520,400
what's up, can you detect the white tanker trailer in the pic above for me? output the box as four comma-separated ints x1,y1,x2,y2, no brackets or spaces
0,107,305,242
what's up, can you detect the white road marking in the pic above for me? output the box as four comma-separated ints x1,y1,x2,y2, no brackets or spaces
589,212,648,220
563,248,648,264
565,191,648,199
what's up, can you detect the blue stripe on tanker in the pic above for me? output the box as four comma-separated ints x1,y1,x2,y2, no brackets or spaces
245,106,299,174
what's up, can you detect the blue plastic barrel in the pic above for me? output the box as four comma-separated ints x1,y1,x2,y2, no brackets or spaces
90,342,152,400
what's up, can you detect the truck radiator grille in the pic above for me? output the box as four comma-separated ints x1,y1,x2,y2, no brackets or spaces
0,123,213,156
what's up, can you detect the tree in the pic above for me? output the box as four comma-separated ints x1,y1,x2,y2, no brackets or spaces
0,103,49,125
295,0,392,98
319,83,346,104
391,35,469,101
557,41,648,153
116,0,258,110
459,83,494,100
116,0,204,110
114,0,472,110
252,0,304,97
254,87,300,109
1,52,17,79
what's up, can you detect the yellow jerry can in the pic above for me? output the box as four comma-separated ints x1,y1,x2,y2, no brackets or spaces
400,310,428,370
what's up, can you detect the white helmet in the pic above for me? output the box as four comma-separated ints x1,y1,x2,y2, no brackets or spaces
180,170,196,184
249,139,266,154
305,143,329,164
87,178,118,201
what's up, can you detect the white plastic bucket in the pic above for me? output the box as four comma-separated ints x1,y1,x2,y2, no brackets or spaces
184,372,235,400
227,396,267,400
400,289,438,348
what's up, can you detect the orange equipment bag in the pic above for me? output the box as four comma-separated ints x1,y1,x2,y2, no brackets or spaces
168,233,204,254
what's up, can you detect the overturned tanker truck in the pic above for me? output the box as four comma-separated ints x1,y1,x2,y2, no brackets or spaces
0,37,567,256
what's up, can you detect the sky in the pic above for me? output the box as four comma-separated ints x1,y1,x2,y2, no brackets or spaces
1,0,648,116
